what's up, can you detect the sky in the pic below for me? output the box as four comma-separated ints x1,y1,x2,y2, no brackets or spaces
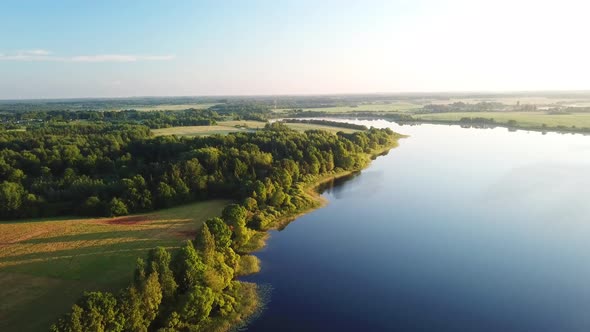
1,0,589,99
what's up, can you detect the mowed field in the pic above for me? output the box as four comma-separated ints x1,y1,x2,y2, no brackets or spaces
152,120,360,137
0,200,228,332
415,112,590,129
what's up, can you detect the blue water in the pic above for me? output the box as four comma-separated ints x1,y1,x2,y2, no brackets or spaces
244,120,590,332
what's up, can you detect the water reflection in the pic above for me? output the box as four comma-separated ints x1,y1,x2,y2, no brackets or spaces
316,172,360,197
245,120,590,332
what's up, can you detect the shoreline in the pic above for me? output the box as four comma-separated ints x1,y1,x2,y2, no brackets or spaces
284,113,590,135
232,138,401,328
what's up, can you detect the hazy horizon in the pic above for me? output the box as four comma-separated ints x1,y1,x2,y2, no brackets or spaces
2,0,589,99
4,89,590,103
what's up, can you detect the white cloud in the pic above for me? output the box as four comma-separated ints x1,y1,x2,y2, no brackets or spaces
71,54,175,62
19,49,52,56
0,50,175,62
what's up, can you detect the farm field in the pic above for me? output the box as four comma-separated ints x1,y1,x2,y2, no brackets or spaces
415,111,590,129
0,200,228,332
152,120,360,137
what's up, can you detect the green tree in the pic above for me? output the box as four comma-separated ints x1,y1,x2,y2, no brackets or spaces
82,196,102,216
176,286,214,326
52,292,124,332
0,181,24,213
155,182,176,208
170,241,206,292
107,197,128,217
243,197,258,211
221,204,247,227
205,217,232,250
195,223,216,259
139,270,163,326
146,247,178,301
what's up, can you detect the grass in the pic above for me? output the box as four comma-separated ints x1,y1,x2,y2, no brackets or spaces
152,121,265,137
414,111,590,129
0,200,228,332
152,120,360,137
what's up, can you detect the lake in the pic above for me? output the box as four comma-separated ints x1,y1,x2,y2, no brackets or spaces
243,120,590,332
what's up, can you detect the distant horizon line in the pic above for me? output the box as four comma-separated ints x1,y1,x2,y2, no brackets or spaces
3,89,590,102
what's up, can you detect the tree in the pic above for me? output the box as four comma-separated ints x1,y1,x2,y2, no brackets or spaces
146,247,178,301
0,181,24,214
82,196,102,216
120,175,152,211
269,187,287,207
176,286,214,326
195,223,216,259
107,197,128,217
52,291,124,332
50,305,83,332
155,182,176,208
243,197,258,212
170,241,206,292
221,204,247,227
221,204,250,246
205,217,232,250
139,270,163,326
119,286,145,332
251,180,267,204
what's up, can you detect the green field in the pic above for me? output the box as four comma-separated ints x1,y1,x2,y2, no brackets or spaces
415,111,590,129
276,102,421,113
0,200,228,332
152,120,359,137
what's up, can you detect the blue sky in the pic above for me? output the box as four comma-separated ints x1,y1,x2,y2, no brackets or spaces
1,0,589,99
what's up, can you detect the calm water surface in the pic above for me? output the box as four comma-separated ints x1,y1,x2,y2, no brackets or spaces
244,120,590,332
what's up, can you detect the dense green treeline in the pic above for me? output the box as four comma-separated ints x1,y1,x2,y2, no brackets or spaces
0,119,397,223
0,109,220,129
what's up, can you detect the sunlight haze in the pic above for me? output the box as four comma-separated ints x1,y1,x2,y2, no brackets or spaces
1,0,588,99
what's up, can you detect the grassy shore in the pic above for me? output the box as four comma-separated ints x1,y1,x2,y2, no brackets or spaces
414,111,590,132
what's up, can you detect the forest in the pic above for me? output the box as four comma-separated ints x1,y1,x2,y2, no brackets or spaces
0,110,398,331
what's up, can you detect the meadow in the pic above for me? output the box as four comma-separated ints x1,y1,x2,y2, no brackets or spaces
152,120,360,137
415,111,590,129
0,200,228,332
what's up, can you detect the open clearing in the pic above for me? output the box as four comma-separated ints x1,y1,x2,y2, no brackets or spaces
0,200,228,332
415,111,590,129
152,120,359,137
